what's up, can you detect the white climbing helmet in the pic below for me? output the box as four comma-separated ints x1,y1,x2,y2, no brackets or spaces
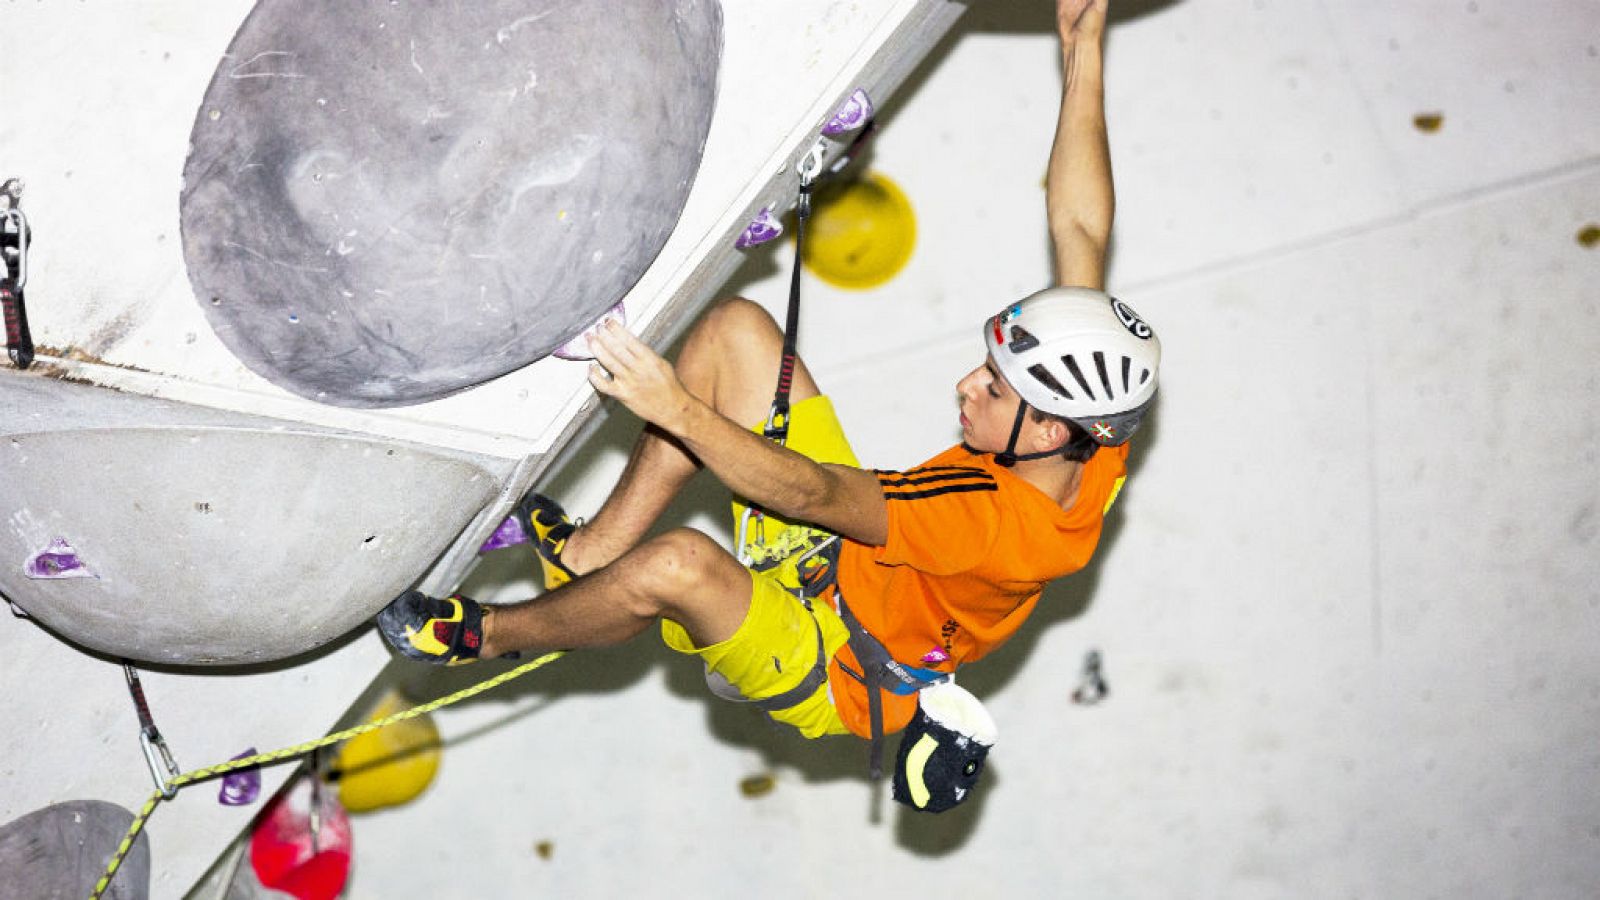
982,286,1161,447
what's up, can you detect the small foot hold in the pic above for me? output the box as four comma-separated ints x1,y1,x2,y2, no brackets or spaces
24,537,96,580
478,514,529,553
735,206,784,249
219,748,262,806
552,301,626,361
823,88,874,136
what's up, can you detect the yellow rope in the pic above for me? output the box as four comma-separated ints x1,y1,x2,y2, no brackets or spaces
89,651,565,900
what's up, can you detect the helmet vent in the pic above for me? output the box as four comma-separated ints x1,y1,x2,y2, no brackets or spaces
1139,368,1151,385
1062,355,1096,400
1027,363,1072,399
1121,355,1132,393
1093,351,1115,399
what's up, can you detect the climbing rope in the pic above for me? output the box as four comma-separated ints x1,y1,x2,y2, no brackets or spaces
89,650,566,900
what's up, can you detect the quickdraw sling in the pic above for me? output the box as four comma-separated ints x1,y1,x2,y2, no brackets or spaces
1,178,34,370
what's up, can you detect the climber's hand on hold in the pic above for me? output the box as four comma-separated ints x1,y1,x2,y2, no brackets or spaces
587,319,699,434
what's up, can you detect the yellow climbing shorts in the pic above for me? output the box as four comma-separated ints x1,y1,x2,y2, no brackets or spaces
662,395,861,738
661,568,852,738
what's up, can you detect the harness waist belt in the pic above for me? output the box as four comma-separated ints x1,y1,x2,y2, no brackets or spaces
835,592,949,780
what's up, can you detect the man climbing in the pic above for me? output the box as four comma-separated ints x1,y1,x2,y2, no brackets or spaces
379,0,1159,803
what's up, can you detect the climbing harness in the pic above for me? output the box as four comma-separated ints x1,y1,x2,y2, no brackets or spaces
1,178,34,370
90,651,566,900
833,587,951,780
726,533,963,795
122,663,182,800
837,604,1000,814
798,543,992,810
705,566,996,815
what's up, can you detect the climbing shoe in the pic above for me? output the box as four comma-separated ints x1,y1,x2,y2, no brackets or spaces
513,492,578,590
377,590,486,666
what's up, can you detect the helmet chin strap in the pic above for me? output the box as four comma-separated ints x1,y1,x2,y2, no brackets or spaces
992,400,1062,468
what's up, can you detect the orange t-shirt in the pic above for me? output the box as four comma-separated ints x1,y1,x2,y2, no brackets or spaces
825,442,1130,739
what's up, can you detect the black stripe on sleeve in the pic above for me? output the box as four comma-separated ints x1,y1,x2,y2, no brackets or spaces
876,467,994,489
899,465,988,477
879,481,998,502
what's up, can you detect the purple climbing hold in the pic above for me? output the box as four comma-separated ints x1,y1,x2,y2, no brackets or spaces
219,748,262,806
24,538,96,580
478,514,529,553
552,301,627,362
735,207,784,250
822,88,874,136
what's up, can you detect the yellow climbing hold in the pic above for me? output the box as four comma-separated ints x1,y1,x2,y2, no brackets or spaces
801,171,916,290
333,688,441,812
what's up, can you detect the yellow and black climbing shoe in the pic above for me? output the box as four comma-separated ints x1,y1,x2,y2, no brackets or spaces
515,492,578,591
378,590,485,666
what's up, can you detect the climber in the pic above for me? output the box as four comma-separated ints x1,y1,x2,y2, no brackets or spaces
378,0,1160,807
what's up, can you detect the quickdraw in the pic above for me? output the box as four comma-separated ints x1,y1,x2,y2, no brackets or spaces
736,119,878,563
1,178,33,370
122,663,182,799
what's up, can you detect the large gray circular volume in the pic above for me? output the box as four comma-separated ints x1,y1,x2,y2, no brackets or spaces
181,0,722,407
0,801,150,899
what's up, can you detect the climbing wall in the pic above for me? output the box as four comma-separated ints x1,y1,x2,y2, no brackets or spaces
0,0,971,895
343,1,1600,897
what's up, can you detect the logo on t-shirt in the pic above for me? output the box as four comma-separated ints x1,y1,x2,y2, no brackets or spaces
935,618,961,661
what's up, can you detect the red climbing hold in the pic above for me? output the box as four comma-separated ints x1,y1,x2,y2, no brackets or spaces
250,777,352,900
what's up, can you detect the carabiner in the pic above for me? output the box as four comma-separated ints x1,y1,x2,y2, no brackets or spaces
0,180,26,290
796,139,827,189
735,505,766,567
124,663,182,798
139,730,183,799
